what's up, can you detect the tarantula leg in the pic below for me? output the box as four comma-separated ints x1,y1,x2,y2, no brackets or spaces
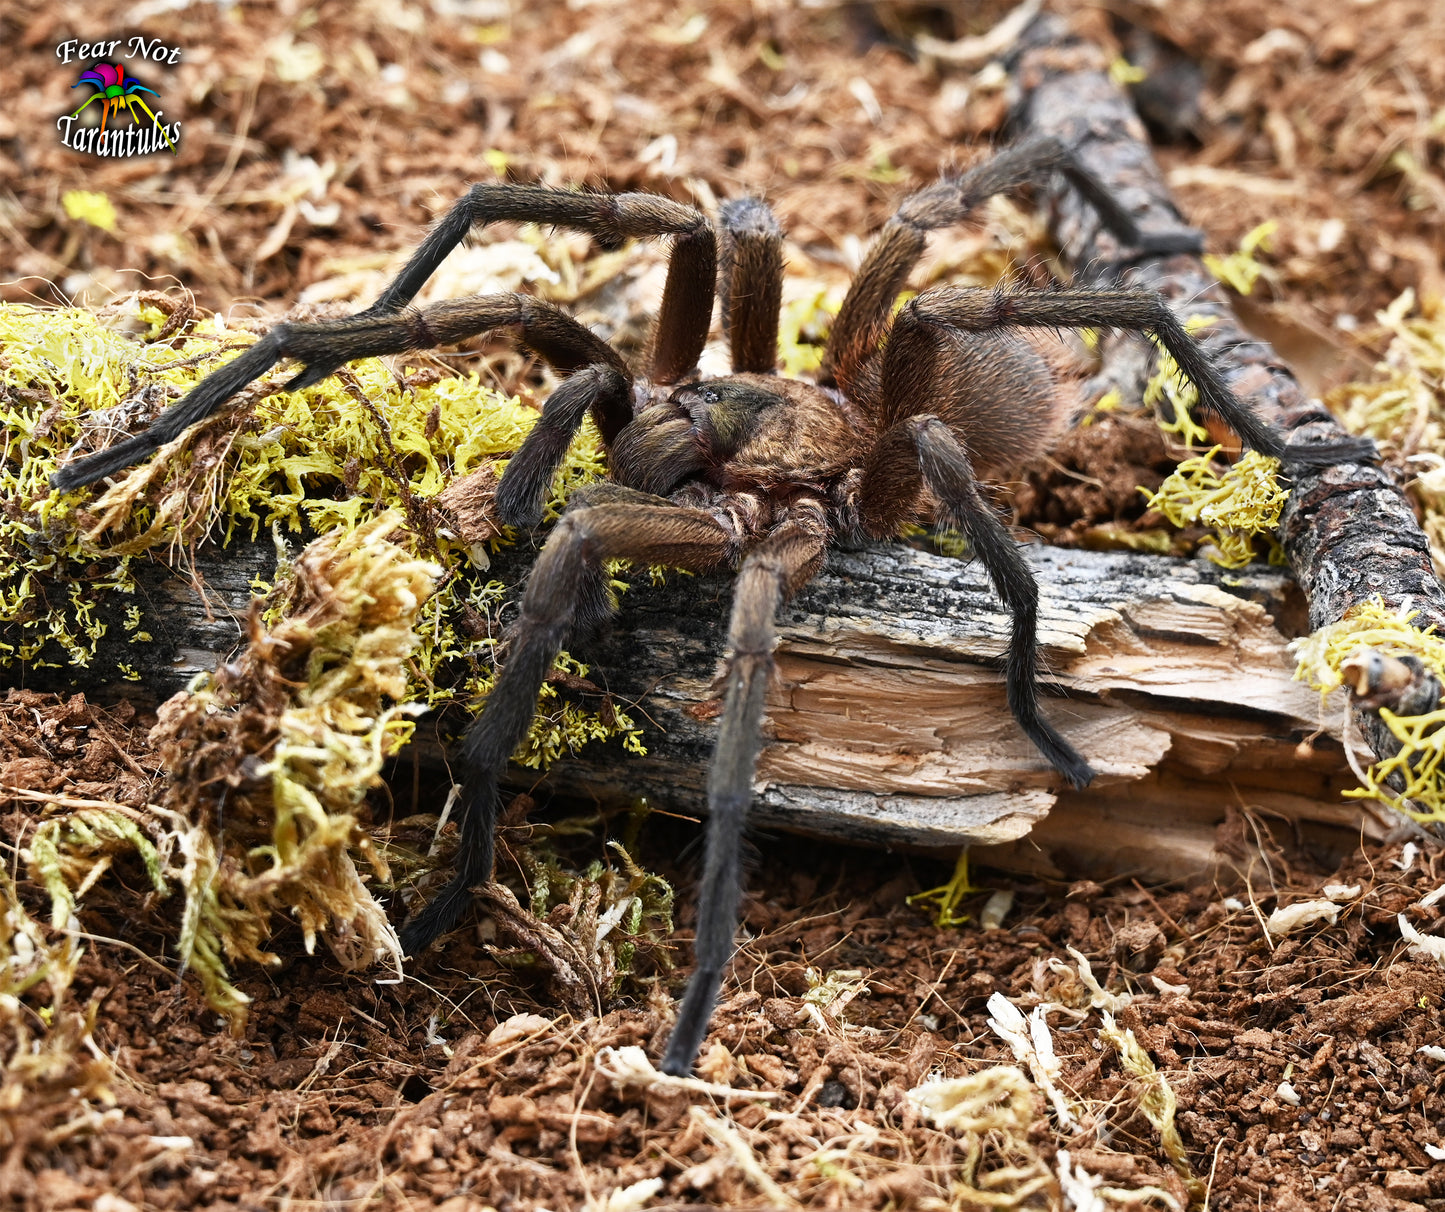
282,293,627,391
50,332,291,491
905,286,1378,468
51,295,625,493
717,197,784,374
399,502,733,957
821,133,1202,390
495,364,632,528
362,183,715,385
366,184,710,310
859,417,1096,790
661,519,826,1077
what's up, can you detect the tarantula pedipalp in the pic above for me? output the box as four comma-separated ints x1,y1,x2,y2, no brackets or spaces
51,135,1375,1076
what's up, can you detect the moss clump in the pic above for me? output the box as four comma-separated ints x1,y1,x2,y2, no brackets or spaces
135,511,439,1020
4,294,659,1024
1,294,639,756
1293,597,1445,825
1141,447,1288,569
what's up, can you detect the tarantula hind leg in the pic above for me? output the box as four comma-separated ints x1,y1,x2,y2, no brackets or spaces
661,520,826,1076
860,416,1096,791
398,500,733,955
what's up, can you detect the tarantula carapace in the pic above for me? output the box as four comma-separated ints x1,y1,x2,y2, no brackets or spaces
52,135,1374,1075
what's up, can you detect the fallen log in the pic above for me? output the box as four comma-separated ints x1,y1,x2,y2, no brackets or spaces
1012,14,1445,795
8,526,1384,884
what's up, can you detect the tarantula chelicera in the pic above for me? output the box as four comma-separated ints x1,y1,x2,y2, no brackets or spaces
52,135,1374,1075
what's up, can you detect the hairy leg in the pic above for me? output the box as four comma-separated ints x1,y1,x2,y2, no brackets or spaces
859,415,1095,790
660,517,826,1075
52,294,626,491
495,364,633,528
900,286,1377,468
820,134,1202,392
717,197,784,374
399,501,734,955
365,185,715,385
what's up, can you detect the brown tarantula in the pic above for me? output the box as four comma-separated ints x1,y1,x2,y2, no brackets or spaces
51,136,1374,1075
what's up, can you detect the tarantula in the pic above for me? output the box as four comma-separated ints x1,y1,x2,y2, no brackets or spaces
52,135,1374,1075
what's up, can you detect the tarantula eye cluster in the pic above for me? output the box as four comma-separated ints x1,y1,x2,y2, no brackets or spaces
51,136,1374,1076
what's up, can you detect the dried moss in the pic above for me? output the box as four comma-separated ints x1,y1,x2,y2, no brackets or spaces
142,512,436,1020
1293,597,1445,825
0,866,115,1170
1141,447,1288,569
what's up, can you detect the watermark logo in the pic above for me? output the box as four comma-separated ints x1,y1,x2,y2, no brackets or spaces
55,38,183,157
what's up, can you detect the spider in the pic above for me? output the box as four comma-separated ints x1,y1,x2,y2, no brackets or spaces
51,135,1374,1076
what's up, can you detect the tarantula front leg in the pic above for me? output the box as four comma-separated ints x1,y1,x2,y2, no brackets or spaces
901,286,1378,468
717,197,784,374
494,364,632,528
858,414,1095,790
367,184,716,384
661,517,826,1076
821,133,1202,390
52,185,718,492
399,499,735,956
52,295,626,492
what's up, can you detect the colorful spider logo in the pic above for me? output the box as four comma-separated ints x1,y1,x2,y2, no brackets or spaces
71,63,176,153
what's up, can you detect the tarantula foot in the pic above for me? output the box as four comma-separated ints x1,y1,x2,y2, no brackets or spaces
398,871,478,957
1280,433,1379,469
1058,750,1096,791
284,358,348,392
1132,226,1205,258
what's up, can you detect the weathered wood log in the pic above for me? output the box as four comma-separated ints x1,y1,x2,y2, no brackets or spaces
6,528,1385,884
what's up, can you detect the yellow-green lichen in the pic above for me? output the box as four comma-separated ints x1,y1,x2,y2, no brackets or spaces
515,831,675,997
1292,597,1445,824
777,288,836,378
1330,289,1445,575
1141,447,1288,568
1143,315,1217,447
1202,220,1278,297
907,849,978,928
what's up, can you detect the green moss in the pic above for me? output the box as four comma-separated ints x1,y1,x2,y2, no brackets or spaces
1292,597,1445,825
1,297,635,759
1141,447,1288,569
3,296,661,1022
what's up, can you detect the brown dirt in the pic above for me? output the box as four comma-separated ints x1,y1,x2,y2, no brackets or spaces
4,0,1445,1209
